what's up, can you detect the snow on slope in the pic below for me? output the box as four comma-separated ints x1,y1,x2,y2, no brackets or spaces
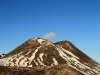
55,45,100,75
0,38,100,75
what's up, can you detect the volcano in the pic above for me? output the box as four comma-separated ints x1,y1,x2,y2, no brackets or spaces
0,37,100,75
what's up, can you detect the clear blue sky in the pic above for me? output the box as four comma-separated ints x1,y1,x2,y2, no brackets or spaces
0,0,100,62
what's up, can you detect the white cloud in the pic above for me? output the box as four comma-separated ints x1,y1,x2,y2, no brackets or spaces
43,32,57,39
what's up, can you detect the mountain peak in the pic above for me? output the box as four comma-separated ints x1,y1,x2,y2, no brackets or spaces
0,37,100,75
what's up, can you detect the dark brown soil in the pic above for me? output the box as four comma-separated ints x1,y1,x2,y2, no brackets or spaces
0,64,84,75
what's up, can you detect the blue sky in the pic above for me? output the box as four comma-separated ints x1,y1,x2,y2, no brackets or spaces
0,0,100,62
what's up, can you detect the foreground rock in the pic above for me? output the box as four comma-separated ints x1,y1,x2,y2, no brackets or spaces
0,64,84,75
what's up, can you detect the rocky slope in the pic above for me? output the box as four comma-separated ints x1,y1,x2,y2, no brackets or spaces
0,37,100,75
0,64,84,75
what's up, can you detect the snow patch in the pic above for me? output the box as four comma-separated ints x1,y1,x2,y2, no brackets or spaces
37,39,45,44
39,53,44,61
29,48,39,60
52,58,58,65
56,45,79,59
37,57,45,66
34,60,38,66
0,59,7,66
